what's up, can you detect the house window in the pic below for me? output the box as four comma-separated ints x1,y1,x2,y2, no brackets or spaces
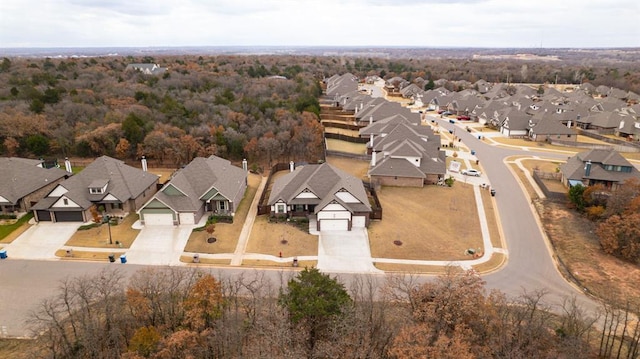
63,198,68,205
276,204,286,214
294,204,304,212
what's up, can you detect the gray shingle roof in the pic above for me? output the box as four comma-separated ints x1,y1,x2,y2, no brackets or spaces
560,149,640,183
0,157,69,205
149,156,247,213
268,163,371,214
33,156,158,210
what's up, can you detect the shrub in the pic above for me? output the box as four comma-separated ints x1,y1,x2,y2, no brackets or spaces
0,214,18,220
78,223,101,231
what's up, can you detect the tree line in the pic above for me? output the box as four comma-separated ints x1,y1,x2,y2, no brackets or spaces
26,266,636,359
1,54,638,167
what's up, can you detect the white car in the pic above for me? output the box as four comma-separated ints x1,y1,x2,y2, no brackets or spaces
461,169,481,177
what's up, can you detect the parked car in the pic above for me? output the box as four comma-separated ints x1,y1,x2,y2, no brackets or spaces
457,115,471,121
437,109,445,114
442,111,453,116
461,169,481,177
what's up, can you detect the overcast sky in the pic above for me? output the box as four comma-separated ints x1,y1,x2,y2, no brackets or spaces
1,0,638,48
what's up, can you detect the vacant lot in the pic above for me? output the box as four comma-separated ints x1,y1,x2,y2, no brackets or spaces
369,184,484,261
537,200,640,302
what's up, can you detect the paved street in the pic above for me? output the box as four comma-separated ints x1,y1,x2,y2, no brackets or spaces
0,115,605,338
432,116,598,312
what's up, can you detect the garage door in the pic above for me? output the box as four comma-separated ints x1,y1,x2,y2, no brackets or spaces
54,211,84,222
36,210,52,222
320,219,349,231
352,216,367,228
178,212,195,225
143,213,174,226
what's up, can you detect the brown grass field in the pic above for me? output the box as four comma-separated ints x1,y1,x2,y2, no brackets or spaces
325,156,370,179
368,184,484,261
245,215,318,257
325,138,367,155
65,214,140,248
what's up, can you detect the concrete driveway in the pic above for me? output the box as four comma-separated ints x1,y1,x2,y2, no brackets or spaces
317,228,383,273
124,225,194,265
4,222,80,260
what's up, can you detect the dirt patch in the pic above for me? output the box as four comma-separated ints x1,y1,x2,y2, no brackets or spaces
369,184,484,261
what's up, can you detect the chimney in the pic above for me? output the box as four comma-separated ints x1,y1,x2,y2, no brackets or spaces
584,160,592,177
242,158,248,171
141,156,148,172
369,115,373,125
371,151,377,167
360,102,363,110
567,120,572,128
289,161,295,172
64,157,72,173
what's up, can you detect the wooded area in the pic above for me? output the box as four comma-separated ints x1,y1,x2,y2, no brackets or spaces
1,54,638,168
27,267,635,359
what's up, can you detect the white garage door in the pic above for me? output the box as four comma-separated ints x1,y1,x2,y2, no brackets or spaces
352,216,367,228
179,212,195,225
320,219,349,231
143,213,174,226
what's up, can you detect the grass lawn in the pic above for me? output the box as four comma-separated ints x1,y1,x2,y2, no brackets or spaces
65,214,140,248
183,173,261,254
369,184,484,261
325,156,370,179
374,263,449,274
325,138,367,155
242,259,317,269
0,213,33,243
56,249,125,261
245,215,318,257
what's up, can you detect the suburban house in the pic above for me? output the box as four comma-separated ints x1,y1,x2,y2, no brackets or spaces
499,109,533,137
32,156,159,223
559,149,640,190
0,157,69,214
362,118,446,187
138,156,247,226
528,114,578,142
125,63,168,75
268,162,371,231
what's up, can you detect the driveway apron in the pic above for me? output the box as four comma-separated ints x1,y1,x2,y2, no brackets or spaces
4,223,80,260
317,228,382,273
125,225,194,265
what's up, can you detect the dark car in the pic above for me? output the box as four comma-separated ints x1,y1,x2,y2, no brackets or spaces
457,115,470,121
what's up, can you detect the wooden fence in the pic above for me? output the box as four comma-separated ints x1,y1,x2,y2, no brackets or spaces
324,132,369,144
256,162,290,215
532,171,566,201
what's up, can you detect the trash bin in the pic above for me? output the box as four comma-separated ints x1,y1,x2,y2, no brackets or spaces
0,249,7,259
120,254,127,264
66,248,73,257
108,254,115,262
490,189,496,197
193,253,200,263
292,257,298,267
471,150,476,155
